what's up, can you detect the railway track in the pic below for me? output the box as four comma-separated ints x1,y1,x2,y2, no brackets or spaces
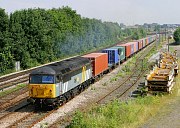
0,87,28,111
0,103,59,128
0,100,56,128
0,92,56,128
7,109,56,128
0,75,29,91
0,102,32,128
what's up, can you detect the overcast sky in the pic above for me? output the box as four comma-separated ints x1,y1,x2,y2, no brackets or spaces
0,0,179,25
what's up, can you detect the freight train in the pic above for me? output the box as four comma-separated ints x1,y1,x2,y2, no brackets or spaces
28,35,157,107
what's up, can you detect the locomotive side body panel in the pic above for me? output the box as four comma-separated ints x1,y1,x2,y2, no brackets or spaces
59,64,92,95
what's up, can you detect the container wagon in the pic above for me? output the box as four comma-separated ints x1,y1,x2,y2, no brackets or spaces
102,48,119,67
145,37,148,46
142,38,146,47
128,42,139,53
82,53,108,78
110,46,126,62
117,43,134,59
137,39,143,50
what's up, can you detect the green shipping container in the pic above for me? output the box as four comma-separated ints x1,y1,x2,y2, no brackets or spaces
110,46,126,62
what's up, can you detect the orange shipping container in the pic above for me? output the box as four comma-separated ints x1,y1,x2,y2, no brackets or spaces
137,39,143,49
82,53,108,77
128,42,139,53
117,43,132,58
145,38,148,45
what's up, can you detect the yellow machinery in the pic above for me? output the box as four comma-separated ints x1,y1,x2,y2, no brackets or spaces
146,66,174,93
146,51,178,93
159,51,178,75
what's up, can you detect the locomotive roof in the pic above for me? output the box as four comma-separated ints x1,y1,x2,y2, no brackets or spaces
30,57,90,75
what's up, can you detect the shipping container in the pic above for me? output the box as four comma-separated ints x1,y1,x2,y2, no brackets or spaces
137,39,143,50
150,35,156,43
126,42,134,55
153,36,155,41
148,37,151,44
110,46,126,62
117,43,132,58
128,42,139,53
145,38,148,45
82,53,108,77
102,48,119,66
142,38,146,47
135,41,139,52
147,36,151,44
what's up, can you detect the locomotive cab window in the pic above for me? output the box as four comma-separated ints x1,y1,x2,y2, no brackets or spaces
29,75,55,84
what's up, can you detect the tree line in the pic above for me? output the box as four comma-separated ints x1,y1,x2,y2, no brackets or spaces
0,7,146,74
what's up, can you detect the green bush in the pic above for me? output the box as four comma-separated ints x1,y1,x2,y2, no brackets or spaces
68,96,168,128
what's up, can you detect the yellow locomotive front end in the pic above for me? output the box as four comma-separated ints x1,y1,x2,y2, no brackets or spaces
29,83,56,98
28,73,57,105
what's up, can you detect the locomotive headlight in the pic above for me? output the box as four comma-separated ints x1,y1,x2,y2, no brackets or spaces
49,89,53,95
29,89,33,95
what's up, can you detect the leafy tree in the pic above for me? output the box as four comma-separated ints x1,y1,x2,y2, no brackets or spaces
154,25,160,32
0,8,14,73
132,31,140,40
132,28,147,40
173,27,180,44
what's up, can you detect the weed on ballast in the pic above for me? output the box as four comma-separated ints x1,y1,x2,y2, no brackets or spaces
110,77,118,82
91,86,96,91
102,82,107,86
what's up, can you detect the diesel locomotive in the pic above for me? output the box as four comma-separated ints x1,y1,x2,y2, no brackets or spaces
28,57,92,106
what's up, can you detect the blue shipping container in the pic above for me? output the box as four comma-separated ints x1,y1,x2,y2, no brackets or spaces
110,46,126,62
102,48,119,66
